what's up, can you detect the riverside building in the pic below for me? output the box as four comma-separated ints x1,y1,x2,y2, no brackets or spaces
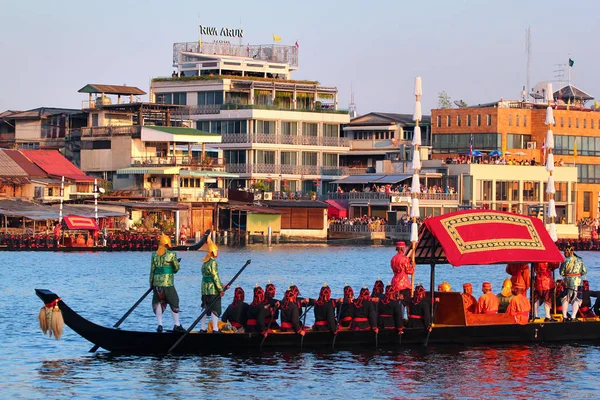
430,84,595,234
150,41,350,197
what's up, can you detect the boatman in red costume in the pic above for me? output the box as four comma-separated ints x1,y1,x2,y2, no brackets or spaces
506,263,531,291
506,282,531,324
476,282,499,314
533,262,559,321
462,283,477,314
391,241,414,305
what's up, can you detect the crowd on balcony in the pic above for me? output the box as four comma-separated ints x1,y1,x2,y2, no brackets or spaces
329,214,425,226
337,184,456,195
446,155,566,167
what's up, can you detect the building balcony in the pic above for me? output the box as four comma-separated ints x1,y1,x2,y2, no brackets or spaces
220,104,347,114
327,192,459,202
225,163,331,176
221,133,349,147
80,125,142,137
145,187,228,202
131,156,224,170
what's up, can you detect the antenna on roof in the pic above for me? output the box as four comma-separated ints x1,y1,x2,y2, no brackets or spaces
525,26,531,102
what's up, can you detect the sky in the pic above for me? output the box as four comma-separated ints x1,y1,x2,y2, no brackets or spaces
2,0,599,114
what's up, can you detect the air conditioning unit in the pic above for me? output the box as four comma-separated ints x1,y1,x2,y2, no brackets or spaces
526,141,536,149
263,192,273,200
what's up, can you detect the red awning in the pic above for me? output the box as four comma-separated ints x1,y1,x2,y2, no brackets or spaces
325,199,348,219
422,210,564,266
63,215,99,230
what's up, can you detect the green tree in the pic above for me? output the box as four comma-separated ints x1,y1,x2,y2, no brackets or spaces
438,90,453,109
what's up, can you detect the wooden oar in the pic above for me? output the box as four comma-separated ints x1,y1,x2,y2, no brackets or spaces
167,259,251,354
423,299,439,347
300,305,313,349
260,306,277,349
89,287,153,352
332,302,343,350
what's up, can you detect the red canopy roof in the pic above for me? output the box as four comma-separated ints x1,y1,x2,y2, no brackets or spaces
63,215,99,230
420,210,564,266
20,150,94,182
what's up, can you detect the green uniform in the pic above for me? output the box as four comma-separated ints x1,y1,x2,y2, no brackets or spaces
201,257,223,316
150,249,181,312
150,250,180,287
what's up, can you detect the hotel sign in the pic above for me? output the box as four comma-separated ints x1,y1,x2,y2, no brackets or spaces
199,25,243,38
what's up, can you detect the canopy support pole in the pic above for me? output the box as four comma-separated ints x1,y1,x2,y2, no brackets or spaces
530,264,535,321
430,263,436,316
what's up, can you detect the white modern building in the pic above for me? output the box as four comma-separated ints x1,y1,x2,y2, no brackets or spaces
150,41,350,195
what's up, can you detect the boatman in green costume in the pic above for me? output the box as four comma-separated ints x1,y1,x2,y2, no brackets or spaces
200,238,228,333
560,245,587,321
150,234,185,333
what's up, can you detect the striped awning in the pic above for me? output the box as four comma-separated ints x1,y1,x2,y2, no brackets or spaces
116,167,181,175
179,169,239,178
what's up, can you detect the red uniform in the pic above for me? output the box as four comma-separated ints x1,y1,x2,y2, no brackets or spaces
507,293,531,324
391,252,414,293
506,263,531,290
462,293,478,314
477,292,500,314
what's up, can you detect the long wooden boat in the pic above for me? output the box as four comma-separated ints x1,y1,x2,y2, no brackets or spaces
3,230,211,252
35,288,600,354
34,211,600,354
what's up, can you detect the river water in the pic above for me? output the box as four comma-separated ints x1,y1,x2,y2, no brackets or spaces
3,246,600,399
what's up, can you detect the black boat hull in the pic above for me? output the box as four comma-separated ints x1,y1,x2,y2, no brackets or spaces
35,289,600,354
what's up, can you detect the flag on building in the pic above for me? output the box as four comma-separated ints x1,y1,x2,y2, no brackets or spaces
469,134,473,157
198,37,202,48
542,139,546,161
294,40,299,50
569,58,575,67
273,34,281,42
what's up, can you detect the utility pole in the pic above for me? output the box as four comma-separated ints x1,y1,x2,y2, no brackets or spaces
525,26,531,101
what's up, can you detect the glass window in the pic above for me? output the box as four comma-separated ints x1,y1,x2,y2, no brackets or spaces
302,152,318,166
281,121,298,135
487,114,492,126
508,114,512,126
322,153,337,167
281,151,297,165
584,191,591,212
323,124,339,138
173,92,187,105
576,118,579,128
522,181,539,202
302,122,318,136
466,115,471,127
592,119,595,129
447,115,451,127
516,115,520,127
524,115,527,127
584,119,587,128
224,150,246,164
561,117,564,127
196,121,210,131
437,115,441,128
457,115,461,127
255,120,276,134
255,150,275,164
477,115,481,126
496,181,508,201
568,118,572,128
156,93,172,104
477,180,493,202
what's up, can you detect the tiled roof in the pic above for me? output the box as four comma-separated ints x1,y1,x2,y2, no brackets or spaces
3,150,46,177
0,151,27,177
20,150,93,181
78,84,146,96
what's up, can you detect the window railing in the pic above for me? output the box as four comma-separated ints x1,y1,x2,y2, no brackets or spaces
80,125,142,137
328,223,412,234
327,192,459,201
220,103,348,114
131,156,224,169
224,164,329,176
221,133,349,147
